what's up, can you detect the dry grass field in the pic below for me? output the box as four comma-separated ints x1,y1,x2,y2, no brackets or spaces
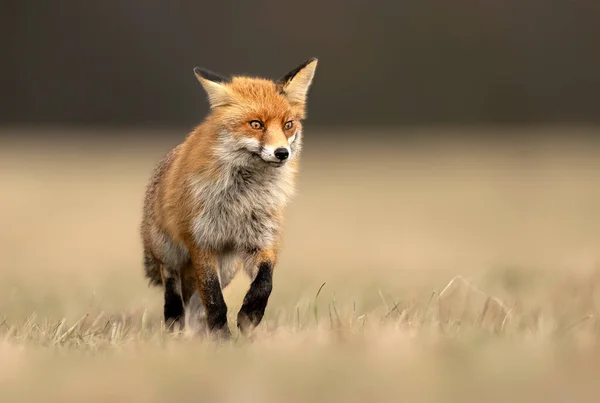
1,127,600,402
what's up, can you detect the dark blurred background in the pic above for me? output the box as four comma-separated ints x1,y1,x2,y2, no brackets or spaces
2,0,600,137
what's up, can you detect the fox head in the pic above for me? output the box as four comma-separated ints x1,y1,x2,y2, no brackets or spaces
193,58,318,167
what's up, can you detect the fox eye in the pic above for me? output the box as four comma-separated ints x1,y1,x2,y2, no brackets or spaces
284,120,294,130
249,120,264,130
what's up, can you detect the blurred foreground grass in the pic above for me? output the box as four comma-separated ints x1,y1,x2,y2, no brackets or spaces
1,127,600,402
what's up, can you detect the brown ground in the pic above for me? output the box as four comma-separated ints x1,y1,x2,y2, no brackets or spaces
1,127,600,402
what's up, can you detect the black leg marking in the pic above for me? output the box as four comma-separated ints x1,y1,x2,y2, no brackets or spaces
237,261,273,334
164,277,184,329
201,271,230,339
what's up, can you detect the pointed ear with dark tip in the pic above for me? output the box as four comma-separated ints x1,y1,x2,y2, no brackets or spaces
193,67,231,108
277,58,318,104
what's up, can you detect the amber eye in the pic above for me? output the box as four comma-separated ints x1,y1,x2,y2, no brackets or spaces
284,120,294,130
249,120,264,130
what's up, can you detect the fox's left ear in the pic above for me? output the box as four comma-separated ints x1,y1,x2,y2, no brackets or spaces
277,58,318,104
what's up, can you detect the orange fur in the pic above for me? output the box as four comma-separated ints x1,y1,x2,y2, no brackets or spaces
141,58,318,337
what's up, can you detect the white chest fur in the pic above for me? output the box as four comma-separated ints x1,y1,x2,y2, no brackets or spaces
190,162,296,251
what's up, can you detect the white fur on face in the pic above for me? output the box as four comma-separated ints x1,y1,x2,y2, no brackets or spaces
215,131,301,166
236,137,261,153
288,131,297,145
214,133,261,166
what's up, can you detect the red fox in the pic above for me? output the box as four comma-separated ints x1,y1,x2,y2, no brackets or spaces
141,58,318,338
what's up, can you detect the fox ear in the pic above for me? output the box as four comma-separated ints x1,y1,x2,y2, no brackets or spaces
194,67,231,108
277,58,318,104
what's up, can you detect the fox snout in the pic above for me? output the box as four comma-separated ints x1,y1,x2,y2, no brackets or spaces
257,129,295,165
260,144,291,165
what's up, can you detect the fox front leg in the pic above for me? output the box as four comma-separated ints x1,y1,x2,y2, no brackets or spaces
188,245,231,340
237,248,276,335
161,264,185,331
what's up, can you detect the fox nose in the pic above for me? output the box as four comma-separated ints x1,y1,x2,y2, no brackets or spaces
274,147,289,161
